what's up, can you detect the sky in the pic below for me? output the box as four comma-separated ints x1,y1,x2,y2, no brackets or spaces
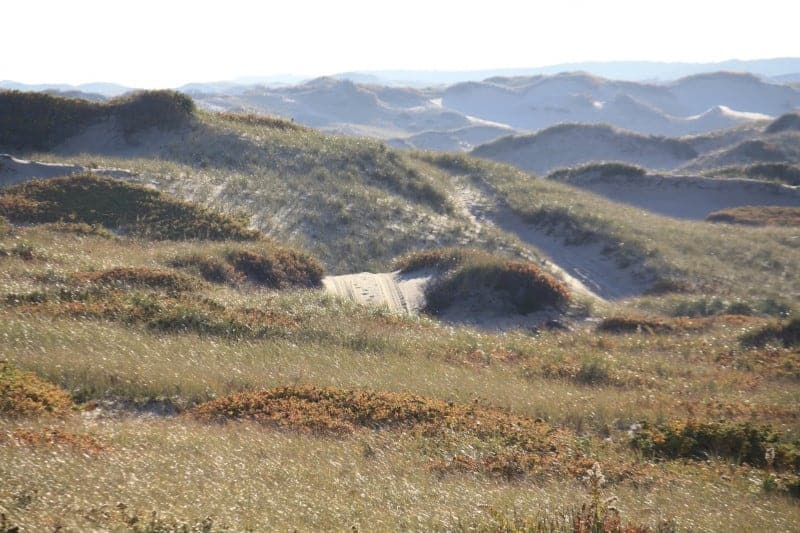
2,0,799,87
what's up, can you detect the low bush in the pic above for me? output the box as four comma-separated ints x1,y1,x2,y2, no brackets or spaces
169,254,244,285
548,162,647,182
11,428,105,454
630,420,800,471
227,248,324,288
741,317,800,348
0,174,261,240
0,361,73,416
217,112,308,132
394,247,475,273
112,90,195,137
706,206,800,227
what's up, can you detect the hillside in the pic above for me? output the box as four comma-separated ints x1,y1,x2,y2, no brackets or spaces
470,123,698,174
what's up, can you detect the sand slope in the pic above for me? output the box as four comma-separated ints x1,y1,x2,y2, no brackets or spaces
322,270,431,313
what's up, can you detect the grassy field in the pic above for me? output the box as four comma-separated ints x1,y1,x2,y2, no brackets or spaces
1,222,799,530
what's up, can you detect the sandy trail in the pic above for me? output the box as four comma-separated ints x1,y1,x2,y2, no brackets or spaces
322,270,431,313
568,174,800,220
452,180,650,301
0,154,134,186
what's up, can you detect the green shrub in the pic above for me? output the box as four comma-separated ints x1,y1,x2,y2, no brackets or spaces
71,267,200,293
417,248,570,315
0,174,261,241
597,315,674,334
630,420,800,471
169,254,244,285
40,221,114,238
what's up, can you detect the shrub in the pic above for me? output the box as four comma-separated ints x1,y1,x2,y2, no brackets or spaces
217,112,307,132
0,361,73,416
169,254,244,285
630,420,800,471
548,162,647,182
741,317,800,348
394,247,474,273
0,174,261,240
111,90,195,137
706,206,800,227
227,248,324,288
192,385,553,452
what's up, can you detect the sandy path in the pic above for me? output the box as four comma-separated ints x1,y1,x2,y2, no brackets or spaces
452,180,650,300
0,154,134,186
322,270,431,313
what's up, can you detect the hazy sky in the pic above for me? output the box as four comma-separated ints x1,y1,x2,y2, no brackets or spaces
3,0,799,87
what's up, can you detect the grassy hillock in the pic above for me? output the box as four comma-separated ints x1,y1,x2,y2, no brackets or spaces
0,89,195,150
765,112,800,134
547,161,647,182
397,247,570,315
0,174,260,240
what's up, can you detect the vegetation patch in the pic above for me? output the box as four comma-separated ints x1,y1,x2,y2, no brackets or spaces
706,206,800,227
227,248,324,289
401,248,569,315
71,267,200,293
0,362,73,416
193,385,553,449
9,428,105,454
40,221,114,238
169,253,244,285
217,112,308,132
547,162,647,183
630,420,800,471
0,174,261,240
0,89,195,150
741,317,800,348
0,241,36,260
597,315,675,334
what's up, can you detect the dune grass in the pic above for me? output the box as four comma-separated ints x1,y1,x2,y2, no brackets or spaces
420,152,800,316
